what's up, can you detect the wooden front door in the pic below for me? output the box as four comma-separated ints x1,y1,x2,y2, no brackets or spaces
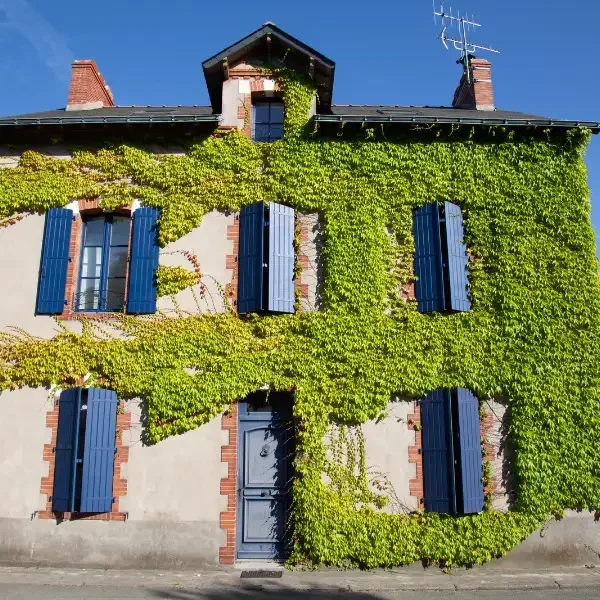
236,391,294,560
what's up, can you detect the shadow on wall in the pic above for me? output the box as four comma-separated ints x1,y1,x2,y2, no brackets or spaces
313,216,325,311
491,397,517,511
150,587,389,600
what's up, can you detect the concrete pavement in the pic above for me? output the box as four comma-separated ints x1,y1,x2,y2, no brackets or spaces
1,565,600,598
2,584,600,600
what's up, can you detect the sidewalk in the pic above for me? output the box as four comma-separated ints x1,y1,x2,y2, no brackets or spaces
0,564,599,593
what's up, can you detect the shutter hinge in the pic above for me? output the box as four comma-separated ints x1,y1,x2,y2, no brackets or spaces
235,256,238,262
418,448,422,455
64,299,68,306
68,256,72,263
52,447,56,453
114,447,118,455
124,511,129,521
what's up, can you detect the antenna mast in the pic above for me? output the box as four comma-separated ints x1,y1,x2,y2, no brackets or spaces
433,1,499,81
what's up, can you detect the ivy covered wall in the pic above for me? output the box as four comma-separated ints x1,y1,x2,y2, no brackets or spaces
0,70,599,567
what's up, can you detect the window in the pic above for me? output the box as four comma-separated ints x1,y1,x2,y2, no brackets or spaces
420,388,484,515
77,215,130,312
52,388,118,513
252,101,284,142
412,201,470,313
36,206,160,316
238,201,295,314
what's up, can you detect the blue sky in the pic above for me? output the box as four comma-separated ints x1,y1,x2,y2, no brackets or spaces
0,0,598,249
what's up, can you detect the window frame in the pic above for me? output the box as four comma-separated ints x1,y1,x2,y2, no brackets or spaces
252,99,285,142
75,214,130,313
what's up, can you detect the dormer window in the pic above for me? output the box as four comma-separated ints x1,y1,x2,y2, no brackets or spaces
252,100,284,142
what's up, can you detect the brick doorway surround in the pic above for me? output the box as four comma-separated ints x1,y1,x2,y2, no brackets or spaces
219,403,238,564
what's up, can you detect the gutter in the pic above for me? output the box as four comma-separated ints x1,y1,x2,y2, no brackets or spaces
314,114,600,133
0,114,221,127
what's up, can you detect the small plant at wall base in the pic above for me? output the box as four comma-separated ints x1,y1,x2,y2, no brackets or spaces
0,68,599,568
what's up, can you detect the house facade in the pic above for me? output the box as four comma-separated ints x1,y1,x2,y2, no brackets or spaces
0,24,599,569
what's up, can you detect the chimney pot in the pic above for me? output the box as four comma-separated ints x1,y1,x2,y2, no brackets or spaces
452,56,495,111
66,60,114,111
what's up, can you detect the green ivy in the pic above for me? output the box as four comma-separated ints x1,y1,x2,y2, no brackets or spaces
156,265,202,298
0,69,599,568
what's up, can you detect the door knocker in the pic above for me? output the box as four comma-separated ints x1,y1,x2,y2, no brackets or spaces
260,443,270,457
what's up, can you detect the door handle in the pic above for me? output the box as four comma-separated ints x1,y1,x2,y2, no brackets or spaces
260,491,273,497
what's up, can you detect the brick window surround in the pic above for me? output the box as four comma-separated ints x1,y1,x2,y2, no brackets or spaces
38,389,130,521
222,63,282,139
408,400,498,509
60,199,133,321
225,210,310,314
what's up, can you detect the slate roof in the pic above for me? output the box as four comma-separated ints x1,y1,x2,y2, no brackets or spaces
0,104,598,133
317,105,600,131
0,106,218,126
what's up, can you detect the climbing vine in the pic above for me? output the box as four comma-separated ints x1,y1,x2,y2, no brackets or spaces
0,68,599,568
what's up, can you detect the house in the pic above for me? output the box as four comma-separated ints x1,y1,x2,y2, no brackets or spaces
0,23,599,569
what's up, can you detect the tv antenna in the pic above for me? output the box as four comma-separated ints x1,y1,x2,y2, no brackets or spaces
433,1,499,81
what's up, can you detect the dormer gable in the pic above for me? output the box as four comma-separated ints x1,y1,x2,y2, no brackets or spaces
202,22,335,117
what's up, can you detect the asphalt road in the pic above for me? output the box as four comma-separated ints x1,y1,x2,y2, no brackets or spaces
2,585,600,600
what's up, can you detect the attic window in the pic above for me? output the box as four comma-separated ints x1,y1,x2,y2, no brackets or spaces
252,100,284,142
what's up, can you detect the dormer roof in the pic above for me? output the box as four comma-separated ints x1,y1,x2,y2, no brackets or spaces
202,22,335,113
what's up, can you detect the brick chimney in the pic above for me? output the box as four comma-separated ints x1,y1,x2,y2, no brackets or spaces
452,56,494,111
66,60,114,111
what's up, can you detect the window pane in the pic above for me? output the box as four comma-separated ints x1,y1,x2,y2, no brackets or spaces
105,278,126,311
78,278,101,310
269,125,284,141
108,247,128,278
110,217,130,246
270,103,284,124
83,218,105,246
254,104,270,124
254,124,270,141
81,247,103,278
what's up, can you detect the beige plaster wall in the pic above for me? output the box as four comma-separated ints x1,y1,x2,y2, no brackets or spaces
157,210,234,315
328,400,417,514
0,214,65,338
362,400,418,513
121,403,227,526
0,388,50,518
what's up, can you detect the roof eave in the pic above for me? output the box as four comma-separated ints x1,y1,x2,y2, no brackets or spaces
314,114,600,133
0,114,221,127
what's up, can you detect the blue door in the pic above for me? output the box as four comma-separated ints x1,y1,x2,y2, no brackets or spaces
237,392,294,560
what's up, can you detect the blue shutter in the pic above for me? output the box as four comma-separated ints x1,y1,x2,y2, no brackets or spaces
36,208,73,314
413,203,444,313
80,388,118,513
127,207,160,314
421,389,456,514
444,202,471,312
456,388,484,514
238,202,265,314
52,388,81,512
268,202,295,313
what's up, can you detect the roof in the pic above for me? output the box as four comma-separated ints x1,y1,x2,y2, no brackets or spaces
0,106,218,126
0,104,597,134
202,22,335,113
317,105,600,132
